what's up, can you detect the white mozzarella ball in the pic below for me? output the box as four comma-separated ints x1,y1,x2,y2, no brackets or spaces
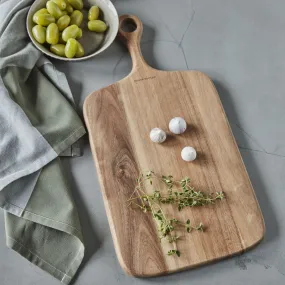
181,146,197,161
150,128,167,143
169,117,187,134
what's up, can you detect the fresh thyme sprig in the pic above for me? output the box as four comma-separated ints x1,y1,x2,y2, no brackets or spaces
127,171,225,257
167,249,180,257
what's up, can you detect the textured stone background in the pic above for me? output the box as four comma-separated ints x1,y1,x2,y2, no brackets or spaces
1,0,285,284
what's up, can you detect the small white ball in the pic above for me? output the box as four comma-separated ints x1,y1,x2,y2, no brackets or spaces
149,128,167,143
181,146,197,161
169,117,187,134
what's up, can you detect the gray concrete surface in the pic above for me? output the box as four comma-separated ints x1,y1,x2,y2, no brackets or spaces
2,0,285,284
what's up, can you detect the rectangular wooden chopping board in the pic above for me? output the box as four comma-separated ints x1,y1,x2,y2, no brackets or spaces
83,15,265,277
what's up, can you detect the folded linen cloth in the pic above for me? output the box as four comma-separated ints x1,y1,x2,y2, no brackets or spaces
0,0,86,283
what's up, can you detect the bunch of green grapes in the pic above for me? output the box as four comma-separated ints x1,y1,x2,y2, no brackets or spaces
32,0,108,58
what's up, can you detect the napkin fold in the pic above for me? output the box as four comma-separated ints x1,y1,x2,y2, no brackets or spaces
0,0,86,283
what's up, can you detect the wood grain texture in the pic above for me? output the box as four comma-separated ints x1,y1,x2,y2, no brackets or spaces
83,15,265,277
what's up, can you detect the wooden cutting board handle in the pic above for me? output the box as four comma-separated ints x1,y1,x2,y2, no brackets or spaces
118,15,149,71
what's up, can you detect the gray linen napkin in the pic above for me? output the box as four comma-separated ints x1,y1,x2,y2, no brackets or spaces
0,0,86,283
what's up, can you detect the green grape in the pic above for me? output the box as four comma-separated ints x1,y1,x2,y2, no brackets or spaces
36,8,49,14
65,1,74,13
67,0,83,10
88,20,107,32
76,28,82,39
32,25,46,44
88,6,99,21
50,44,66,56
57,15,70,31
62,24,79,41
46,23,59,44
51,0,66,10
61,10,68,15
65,38,78,58
33,14,55,26
75,41,84,57
70,10,83,26
32,8,49,23
46,1,63,19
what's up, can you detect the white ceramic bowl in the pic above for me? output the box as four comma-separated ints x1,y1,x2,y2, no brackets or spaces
26,0,119,61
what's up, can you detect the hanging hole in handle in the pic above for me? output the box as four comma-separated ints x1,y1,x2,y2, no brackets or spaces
120,18,137,33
